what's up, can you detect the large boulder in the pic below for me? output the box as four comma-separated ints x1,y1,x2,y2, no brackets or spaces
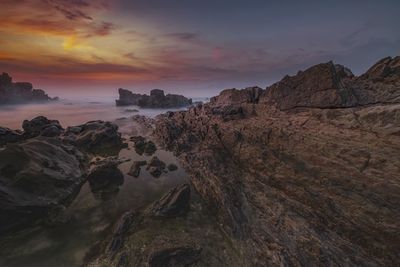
22,116,63,138
0,137,86,233
87,158,124,200
63,121,123,156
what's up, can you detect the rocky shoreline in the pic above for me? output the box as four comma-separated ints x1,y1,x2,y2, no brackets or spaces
152,57,400,266
1,56,399,266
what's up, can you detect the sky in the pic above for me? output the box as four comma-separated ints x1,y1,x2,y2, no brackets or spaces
0,0,399,98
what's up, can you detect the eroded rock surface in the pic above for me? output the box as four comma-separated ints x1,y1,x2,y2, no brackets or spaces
148,184,191,217
154,57,400,266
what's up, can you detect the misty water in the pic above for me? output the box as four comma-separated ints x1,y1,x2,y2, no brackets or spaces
0,98,206,267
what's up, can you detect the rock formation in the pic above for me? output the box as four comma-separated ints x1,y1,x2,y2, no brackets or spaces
153,56,400,266
116,88,192,108
0,117,123,233
0,72,56,104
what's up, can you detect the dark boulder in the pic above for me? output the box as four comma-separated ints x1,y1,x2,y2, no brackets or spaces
146,156,166,178
0,127,23,146
167,163,178,171
87,158,124,200
0,137,86,233
128,160,147,177
148,184,191,217
22,116,63,138
63,121,123,156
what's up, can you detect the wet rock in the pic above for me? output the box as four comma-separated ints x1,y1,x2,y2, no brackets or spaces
147,245,202,267
87,158,124,200
0,137,86,233
149,184,190,217
131,136,157,155
167,163,178,171
144,140,157,155
146,156,166,178
63,120,122,156
107,211,138,257
0,127,23,146
128,160,147,177
22,116,63,138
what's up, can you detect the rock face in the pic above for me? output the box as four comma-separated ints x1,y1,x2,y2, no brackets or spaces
0,72,55,104
116,88,192,108
0,116,124,234
263,57,400,110
154,57,400,266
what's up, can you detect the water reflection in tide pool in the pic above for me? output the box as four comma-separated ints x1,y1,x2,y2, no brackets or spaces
0,107,189,267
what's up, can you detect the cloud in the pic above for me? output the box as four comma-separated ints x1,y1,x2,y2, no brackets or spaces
164,32,200,41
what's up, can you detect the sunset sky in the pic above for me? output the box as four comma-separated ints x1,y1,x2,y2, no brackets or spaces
1,0,399,97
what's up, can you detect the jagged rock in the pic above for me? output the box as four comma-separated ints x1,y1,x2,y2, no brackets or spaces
0,127,23,146
262,57,400,110
148,184,190,217
87,158,124,200
22,116,63,138
210,86,264,106
154,57,400,266
147,245,201,267
361,56,400,82
0,137,86,233
146,156,166,178
128,160,147,177
115,88,145,106
144,140,157,155
167,163,178,171
0,72,56,104
63,121,122,156
116,88,192,108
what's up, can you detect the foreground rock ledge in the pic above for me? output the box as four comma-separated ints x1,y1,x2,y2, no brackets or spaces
154,57,400,266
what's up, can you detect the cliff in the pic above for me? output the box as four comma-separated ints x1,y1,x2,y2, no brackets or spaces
153,56,400,266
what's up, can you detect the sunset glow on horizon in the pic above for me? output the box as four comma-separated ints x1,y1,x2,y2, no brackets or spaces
1,0,399,96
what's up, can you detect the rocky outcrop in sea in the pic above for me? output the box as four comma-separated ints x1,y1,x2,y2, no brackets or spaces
116,88,192,108
0,72,57,104
152,56,400,266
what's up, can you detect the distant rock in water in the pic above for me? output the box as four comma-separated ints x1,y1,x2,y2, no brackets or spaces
116,88,192,108
0,72,56,104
